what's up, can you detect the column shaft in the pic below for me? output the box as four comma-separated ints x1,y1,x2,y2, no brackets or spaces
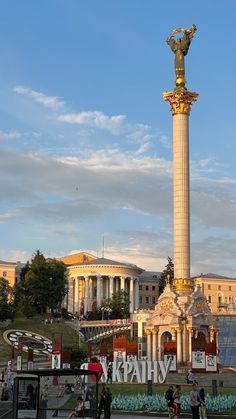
173,113,190,279
134,278,139,310
97,276,102,308
147,331,152,361
182,324,188,364
176,327,183,365
84,277,89,315
74,278,79,314
109,276,114,298
152,330,157,361
129,278,134,314
188,328,193,363
120,276,125,291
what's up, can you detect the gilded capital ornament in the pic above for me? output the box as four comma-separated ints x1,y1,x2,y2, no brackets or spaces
173,277,194,293
163,87,198,115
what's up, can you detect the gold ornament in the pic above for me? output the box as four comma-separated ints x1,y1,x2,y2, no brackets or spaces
163,87,198,115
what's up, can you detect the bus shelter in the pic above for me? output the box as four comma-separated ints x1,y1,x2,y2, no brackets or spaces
13,369,98,419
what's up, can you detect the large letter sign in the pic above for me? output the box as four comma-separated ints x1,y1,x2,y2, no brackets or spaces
102,359,171,384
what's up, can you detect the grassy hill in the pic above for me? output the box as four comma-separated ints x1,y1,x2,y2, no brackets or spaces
0,314,82,364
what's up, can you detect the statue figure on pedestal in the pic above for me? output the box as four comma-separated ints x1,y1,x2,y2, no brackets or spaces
167,24,197,87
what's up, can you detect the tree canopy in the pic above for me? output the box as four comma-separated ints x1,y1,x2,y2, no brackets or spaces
102,289,130,319
14,250,68,315
159,256,174,294
0,277,15,321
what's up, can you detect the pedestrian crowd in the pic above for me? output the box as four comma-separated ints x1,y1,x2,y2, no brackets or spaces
165,372,207,419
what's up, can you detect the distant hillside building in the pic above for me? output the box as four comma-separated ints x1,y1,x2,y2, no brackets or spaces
0,260,24,287
139,271,161,308
195,273,236,314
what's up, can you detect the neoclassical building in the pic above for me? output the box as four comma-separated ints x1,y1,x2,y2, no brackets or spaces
59,253,143,315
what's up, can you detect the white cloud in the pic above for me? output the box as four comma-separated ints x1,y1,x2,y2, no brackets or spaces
0,130,23,140
13,86,65,110
0,208,24,221
58,111,126,134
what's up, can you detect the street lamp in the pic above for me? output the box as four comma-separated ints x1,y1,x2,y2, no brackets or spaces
101,306,112,321
107,307,112,321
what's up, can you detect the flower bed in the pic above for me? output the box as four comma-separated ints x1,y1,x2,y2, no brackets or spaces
112,393,236,413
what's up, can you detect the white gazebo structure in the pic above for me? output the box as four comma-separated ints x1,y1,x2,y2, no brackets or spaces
65,257,143,315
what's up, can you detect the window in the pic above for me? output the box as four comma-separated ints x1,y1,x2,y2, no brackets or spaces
208,284,211,290
152,285,155,291
218,285,221,291
2,271,7,277
208,296,212,303
145,285,149,291
139,285,142,290
225,297,227,303
152,296,156,304
145,296,149,304
229,286,232,291
229,296,232,303
218,295,222,305
139,296,142,304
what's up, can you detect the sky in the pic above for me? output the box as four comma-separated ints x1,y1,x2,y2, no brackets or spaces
0,0,236,277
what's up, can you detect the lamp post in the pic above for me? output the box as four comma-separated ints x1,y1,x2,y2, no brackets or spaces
107,307,112,321
101,306,112,321
101,306,105,321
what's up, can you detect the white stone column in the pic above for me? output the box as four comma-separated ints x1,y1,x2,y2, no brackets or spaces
146,330,152,361
209,326,214,343
97,276,102,308
176,326,183,365
134,278,139,310
171,328,176,341
188,327,193,363
105,278,109,299
109,276,114,298
129,277,134,314
152,329,158,361
173,113,190,280
182,323,188,364
74,278,79,314
120,276,125,291
84,276,89,315
115,277,119,292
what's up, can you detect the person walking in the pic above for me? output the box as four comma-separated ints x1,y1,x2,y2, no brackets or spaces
1,383,9,401
165,385,174,419
189,383,202,419
104,386,112,419
98,383,107,419
107,365,112,385
173,385,181,419
199,388,207,419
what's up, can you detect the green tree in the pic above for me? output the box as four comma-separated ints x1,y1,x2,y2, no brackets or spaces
159,256,174,295
20,260,30,282
103,290,130,319
14,281,37,318
19,250,68,315
47,258,68,312
0,277,15,321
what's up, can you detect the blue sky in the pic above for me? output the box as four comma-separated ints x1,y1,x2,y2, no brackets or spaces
0,0,236,276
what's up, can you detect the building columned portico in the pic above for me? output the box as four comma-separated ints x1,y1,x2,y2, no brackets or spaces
64,257,143,315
